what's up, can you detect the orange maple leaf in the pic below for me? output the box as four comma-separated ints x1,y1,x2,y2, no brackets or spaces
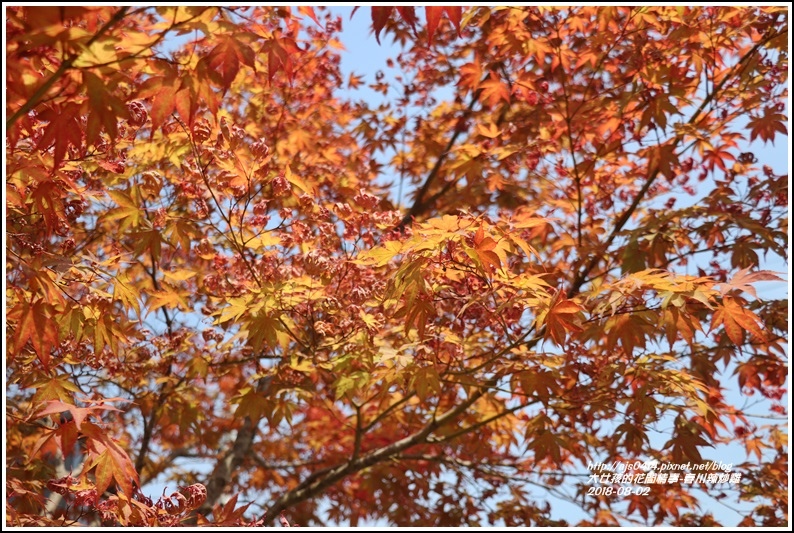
541,293,583,346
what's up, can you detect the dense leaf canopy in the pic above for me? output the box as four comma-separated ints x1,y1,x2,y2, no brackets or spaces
5,6,788,527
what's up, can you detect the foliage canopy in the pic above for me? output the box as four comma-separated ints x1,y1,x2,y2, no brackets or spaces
5,5,789,527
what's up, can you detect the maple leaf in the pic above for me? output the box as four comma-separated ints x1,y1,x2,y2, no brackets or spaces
35,104,83,168
215,294,255,324
425,6,463,42
517,370,558,403
259,34,300,82
81,421,139,497
504,230,539,261
411,365,441,400
284,165,311,194
9,298,58,369
234,388,271,420
466,225,503,273
147,285,190,314
646,141,679,181
539,293,584,346
31,375,82,405
247,313,291,351
663,417,713,463
606,312,656,356
30,179,68,237
165,218,201,251
476,122,501,139
297,6,321,27
527,429,564,466
613,422,650,454
718,267,783,298
478,72,511,107
396,7,419,31
348,72,364,89
702,145,736,173
711,296,767,345
743,436,765,461
83,71,129,146
747,106,788,144
34,399,124,431
58,420,80,460
173,84,196,126
662,307,702,348
459,58,483,93
371,6,394,44
104,189,142,231
210,493,253,525
356,240,404,267
404,298,436,340
136,72,181,132
205,34,256,93
113,273,141,317
129,228,163,262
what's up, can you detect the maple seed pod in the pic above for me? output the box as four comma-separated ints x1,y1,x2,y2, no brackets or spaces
196,238,214,258
192,119,212,143
527,91,539,106
739,152,757,164
229,125,245,150
194,197,209,218
303,250,330,276
354,190,379,209
61,238,76,254
253,199,270,215
298,193,314,210
152,207,167,229
251,139,270,159
272,173,292,197
126,101,148,128
185,483,207,508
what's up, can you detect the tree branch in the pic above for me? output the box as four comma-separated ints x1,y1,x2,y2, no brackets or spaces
566,30,784,299
196,417,258,517
395,91,480,232
261,384,491,523
429,398,537,445
6,7,130,129
195,376,271,518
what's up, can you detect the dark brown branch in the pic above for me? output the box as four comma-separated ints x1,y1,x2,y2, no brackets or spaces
429,398,537,445
261,384,491,523
194,379,273,520
395,92,480,232
196,416,258,517
361,391,416,432
134,206,176,476
412,104,515,223
351,402,363,462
